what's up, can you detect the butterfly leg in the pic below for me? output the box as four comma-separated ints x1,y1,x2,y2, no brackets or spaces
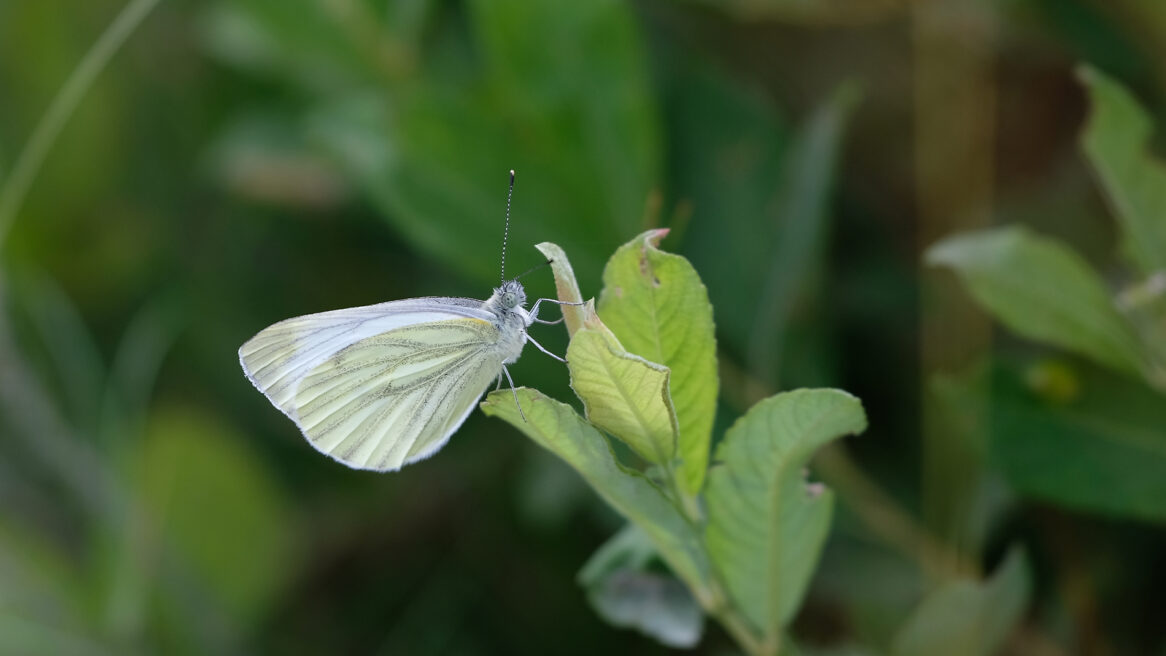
494,373,504,392
526,334,565,363
501,365,527,422
529,298,587,325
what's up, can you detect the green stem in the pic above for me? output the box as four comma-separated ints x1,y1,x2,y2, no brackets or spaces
662,463,772,655
700,575,777,656
0,0,164,249
663,462,702,525
713,604,771,656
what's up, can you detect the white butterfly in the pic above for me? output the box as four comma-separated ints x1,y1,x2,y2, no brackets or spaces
238,171,566,471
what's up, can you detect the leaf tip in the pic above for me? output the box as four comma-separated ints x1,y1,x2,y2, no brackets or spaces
643,228,670,249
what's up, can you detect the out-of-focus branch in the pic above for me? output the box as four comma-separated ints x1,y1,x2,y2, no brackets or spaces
913,0,997,579
0,0,164,248
0,292,115,519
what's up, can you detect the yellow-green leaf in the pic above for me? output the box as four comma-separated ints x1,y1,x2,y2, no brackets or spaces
567,324,678,466
598,230,717,494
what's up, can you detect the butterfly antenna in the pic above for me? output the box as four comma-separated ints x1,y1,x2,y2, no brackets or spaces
514,258,553,281
500,169,515,284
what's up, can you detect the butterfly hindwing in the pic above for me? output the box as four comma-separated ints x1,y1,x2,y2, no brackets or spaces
294,318,504,470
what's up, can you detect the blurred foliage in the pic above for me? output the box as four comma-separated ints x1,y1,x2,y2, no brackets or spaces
2,0,1166,654
202,0,659,285
677,0,907,26
929,68,1166,530
991,359,1166,523
927,226,1145,377
1079,66,1166,276
579,524,705,649
890,548,1031,656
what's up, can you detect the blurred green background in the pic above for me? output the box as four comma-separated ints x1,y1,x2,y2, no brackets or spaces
2,0,1165,654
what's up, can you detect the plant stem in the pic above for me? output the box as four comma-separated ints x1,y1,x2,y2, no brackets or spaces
662,459,771,654
696,575,772,656
712,604,771,656
0,0,163,249
663,463,703,525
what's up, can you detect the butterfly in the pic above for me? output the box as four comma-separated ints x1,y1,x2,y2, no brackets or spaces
238,171,567,471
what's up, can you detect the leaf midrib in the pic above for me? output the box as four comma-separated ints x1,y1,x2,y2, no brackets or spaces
595,339,673,462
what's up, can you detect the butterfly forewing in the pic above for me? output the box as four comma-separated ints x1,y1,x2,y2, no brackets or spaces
240,298,491,410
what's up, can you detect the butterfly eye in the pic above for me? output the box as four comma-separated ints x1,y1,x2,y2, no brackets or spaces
502,292,517,307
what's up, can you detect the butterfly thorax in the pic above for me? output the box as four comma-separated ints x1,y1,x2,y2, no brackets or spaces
483,280,531,364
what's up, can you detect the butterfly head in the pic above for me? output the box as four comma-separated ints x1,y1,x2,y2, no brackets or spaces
494,279,527,311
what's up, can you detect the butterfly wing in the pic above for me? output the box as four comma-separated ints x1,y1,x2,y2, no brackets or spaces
239,298,507,471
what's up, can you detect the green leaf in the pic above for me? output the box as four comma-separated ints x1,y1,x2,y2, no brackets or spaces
677,0,907,25
891,548,1031,656
480,388,711,602
598,230,717,495
533,241,588,337
209,0,659,284
1116,274,1166,392
667,71,856,389
201,0,384,88
101,297,181,453
927,226,1144,375
666,66,788,358
304,0,659,285
567,324,679,466
704,389,868,638
990,359,1166,523
750,84,860,387
140,407,294,621
11,275,105,432
1079,65,1166,275
579,524,704,649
